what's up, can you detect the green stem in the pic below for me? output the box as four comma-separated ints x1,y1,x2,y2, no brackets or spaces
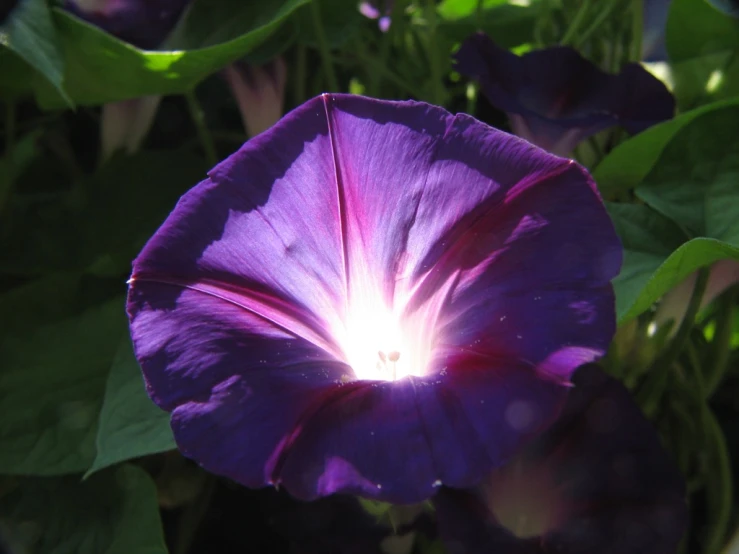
294,44,307,105
704,407,732,554
533,0,552,47
704,287,736,397
184,89,218,167
639,267,710,415
354,41,425,99
574,0,620,48
0,101,16,216
629,0,644,62
559,0,591,46
174,475,216,554
685,339,706,397
310,0,339,92
368,29,393,97
424,0,444,105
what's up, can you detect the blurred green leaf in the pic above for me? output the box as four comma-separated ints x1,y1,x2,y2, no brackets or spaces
35,0,307,108
0,465,166,554
594,98,739,197
0,0,72,105
165,0,304,49
670,50,739,108
667,0,739,61
608,203,688,322
0,47,36,100
88,340,175,476
0,149,208,277
436,0,538,49
293,0,365,48
666,0,739,106
609,104,739,322
635,105,739,242
0,290,125,475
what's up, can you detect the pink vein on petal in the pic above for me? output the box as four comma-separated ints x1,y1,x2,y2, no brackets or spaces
322,94,351,312
131,274,344,359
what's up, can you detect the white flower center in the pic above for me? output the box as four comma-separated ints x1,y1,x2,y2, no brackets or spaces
339,306,421,381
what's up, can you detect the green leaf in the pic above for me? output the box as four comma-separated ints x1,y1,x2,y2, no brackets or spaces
0,465,166,554
608,202,688,322
88,340,175,476
635,104,739,242
35,0,308,108
0,292,125,475
293,0,364,48
0,149,208,277
436,0,537,48
665,0,739,107
0,47,36,100
0,0,72,105
593,98,739,197
608,103,739,322
666,0,739,61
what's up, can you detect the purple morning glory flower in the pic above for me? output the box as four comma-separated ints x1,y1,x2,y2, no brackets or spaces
63,0,189,50
359,1,393,32
454,33,675,156
433,364,687,554
127,94,621,504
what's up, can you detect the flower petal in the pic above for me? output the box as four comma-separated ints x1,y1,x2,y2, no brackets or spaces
128,94,619,502
63,0,189,49
433,365,688,553
454,33,675,155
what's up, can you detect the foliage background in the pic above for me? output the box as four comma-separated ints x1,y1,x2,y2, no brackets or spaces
1,0,738,552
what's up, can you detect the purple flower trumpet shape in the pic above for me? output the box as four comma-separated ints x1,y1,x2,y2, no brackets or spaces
127,94,622,504
433,365,688,554
454,33,675,157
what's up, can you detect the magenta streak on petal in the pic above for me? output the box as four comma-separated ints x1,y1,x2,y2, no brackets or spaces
265,379,378,485
131,274,343,360
322,95,351,316
403,160,572,323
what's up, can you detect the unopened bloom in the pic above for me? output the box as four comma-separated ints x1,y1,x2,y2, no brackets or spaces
63,0,189,159
434,365,687,554
454,33,675,156
655,259,739,334
127,94,621,503
221,57,288,138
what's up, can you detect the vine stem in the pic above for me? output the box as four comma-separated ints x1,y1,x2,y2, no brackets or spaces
184,89,218,167
639,267,710,415
424,0,444,105
629,0,643,61
0,101,17,216
310,0,339,92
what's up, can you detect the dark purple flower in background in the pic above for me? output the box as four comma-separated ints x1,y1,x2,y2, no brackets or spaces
63,0,189,50
454,33,675,157
433,364,688,554
127,94,621,504
359,1,393,32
